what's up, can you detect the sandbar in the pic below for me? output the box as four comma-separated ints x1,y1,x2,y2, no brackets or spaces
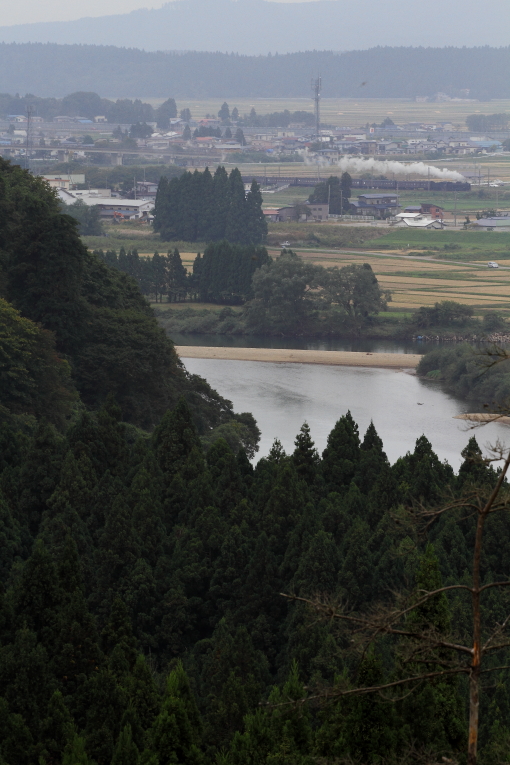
454,413,510,425
175,346,422,369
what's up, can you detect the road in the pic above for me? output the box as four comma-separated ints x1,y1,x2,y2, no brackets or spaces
272,246,509,271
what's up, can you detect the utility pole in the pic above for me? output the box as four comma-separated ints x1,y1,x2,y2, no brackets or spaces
454,189,457,228
311,75,322,142
25,105,32,173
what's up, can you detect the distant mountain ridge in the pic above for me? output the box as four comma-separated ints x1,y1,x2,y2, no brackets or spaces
1,0,510,54
0,43,509,100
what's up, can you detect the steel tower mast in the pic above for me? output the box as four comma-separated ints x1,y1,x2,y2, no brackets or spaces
311,75,321,140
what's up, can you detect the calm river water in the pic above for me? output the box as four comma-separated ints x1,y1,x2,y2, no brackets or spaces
184,358,509,471
171,333,424,354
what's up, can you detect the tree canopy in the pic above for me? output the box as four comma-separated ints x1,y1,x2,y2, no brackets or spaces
244,250,389,334
309,173,352,214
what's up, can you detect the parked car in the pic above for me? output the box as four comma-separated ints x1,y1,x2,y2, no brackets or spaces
487,261,499,268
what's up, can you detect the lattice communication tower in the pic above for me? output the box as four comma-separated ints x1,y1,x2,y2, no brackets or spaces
311,75,322,140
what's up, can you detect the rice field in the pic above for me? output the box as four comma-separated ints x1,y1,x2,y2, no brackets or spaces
296,247,510,314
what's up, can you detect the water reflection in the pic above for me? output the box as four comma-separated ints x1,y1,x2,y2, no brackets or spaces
184,358,508,471
171,333,424,354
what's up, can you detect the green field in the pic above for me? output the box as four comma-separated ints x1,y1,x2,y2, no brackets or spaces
369,228,510,258
262,184,510,216
389,188,510,214
82,225,205,260
261,187,310,208
135,96,510,130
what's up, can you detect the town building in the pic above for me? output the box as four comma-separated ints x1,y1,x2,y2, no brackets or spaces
358,140,378,155
42,174,85,189
305,202,329,220
263,209,282,223
404,203,445,219
135,181,159,199
394,212,443,228
58,189,153,219
349,194,400,219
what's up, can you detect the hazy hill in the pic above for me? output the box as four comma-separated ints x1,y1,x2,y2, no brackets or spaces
0,0,509,54
0,43,510,99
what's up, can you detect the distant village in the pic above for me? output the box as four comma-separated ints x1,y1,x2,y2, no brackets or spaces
0,104,507,166
1,101,509,231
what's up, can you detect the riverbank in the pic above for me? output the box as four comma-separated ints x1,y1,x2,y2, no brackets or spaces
454,413,510,425
176,346,421,369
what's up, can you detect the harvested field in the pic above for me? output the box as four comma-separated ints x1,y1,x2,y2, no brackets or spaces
294,247,510,314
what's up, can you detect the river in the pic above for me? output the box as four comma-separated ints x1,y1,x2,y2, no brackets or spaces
171,332,424,354
183,357,508,471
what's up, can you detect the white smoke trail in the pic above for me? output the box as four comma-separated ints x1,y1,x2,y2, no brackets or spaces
305,155,465,181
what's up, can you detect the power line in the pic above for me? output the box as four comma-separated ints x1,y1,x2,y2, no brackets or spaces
25,105,32,172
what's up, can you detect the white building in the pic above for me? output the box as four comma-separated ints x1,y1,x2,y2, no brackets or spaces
58,189,153,219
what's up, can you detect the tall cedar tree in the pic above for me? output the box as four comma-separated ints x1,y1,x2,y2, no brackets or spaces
153,166,266,245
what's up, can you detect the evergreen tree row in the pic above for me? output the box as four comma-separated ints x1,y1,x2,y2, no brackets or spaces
95,241,271,305
192,242,271,304
96,247,188,303
153,167,267,245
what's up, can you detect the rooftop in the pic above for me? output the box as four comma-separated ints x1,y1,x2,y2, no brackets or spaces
359,193,400,199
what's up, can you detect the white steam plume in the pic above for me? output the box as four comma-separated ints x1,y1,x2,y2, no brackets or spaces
307,155,465,181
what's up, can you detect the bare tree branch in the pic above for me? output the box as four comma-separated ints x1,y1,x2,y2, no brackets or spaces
479,581,510,593
280,592,474,655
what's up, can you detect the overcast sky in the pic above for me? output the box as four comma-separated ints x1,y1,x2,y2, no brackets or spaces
3,0,317,27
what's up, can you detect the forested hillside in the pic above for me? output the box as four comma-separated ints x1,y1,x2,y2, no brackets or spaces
3,157,510,764
0,42,509,99
0,0,509,57
0,157,256,440
2,390,510,763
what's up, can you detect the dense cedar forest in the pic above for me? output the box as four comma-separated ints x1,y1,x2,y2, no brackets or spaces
1,43,510,99
153,168,267,246
95,243,271,305
4,157,510,765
